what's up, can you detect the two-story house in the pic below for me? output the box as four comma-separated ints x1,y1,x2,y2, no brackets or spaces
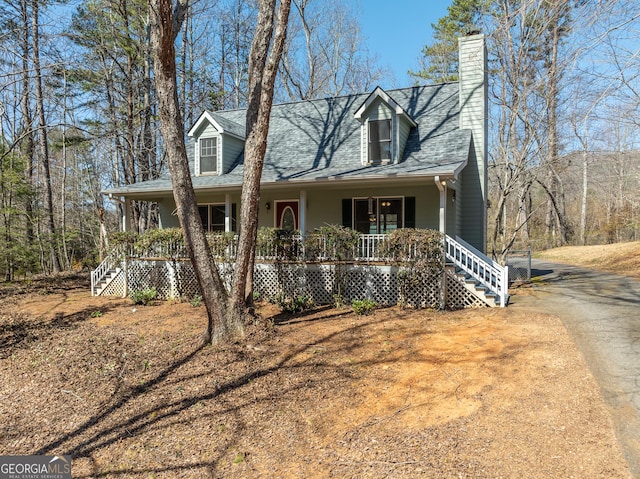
105,34,488,254
96,34,507,308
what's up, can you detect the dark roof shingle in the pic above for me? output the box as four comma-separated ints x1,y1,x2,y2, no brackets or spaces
104,83,468,196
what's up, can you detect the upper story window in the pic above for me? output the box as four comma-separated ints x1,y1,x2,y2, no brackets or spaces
199,137,217,174
368,119,391,164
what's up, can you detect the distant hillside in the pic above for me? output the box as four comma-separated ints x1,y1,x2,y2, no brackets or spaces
535,242,640,280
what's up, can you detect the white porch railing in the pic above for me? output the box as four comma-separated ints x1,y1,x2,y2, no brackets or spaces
92,233,509,306
253,233,389,261
445,235,509,307
356,234,387,260
91,245,125,296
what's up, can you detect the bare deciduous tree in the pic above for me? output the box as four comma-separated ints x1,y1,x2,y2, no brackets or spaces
150,0,291,343
278,0,382,100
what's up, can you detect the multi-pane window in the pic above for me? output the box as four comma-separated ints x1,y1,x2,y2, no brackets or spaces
199,137,217,173
368,119,391,163
354,197,403,234
198,204,235,232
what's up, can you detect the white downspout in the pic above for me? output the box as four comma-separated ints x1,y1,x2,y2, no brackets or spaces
435,176,447,235
224,193,231,232
435,176,448,310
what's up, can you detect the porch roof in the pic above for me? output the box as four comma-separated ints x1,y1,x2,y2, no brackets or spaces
104,83,470,197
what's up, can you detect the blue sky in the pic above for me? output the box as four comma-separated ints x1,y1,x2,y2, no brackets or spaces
344,1,450,88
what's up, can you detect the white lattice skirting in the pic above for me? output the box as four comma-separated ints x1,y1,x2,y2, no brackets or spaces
102,259,489,309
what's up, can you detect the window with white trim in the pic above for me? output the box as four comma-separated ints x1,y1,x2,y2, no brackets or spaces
199,137,217,174
368,119,391,164
198,204,224,232
198,203,237,232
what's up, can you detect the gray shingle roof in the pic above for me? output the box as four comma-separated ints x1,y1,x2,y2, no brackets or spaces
208,113,245,138
104,83,468,196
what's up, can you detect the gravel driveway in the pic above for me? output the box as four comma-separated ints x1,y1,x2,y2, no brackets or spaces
512,259,640,478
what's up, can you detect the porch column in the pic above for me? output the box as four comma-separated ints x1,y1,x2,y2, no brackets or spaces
299,190,307,236
224,193,231,232
435,176,446,235
123,198,132,232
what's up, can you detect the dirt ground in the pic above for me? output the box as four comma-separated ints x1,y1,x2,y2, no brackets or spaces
0,273,633,478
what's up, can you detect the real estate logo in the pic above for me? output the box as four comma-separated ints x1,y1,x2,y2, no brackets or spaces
0,455,71,479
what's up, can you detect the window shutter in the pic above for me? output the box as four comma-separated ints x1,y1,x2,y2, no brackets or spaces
342,199,352,228
404,197,415,228
232,203,237,232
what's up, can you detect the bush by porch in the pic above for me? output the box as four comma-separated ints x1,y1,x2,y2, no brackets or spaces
94,227,507,309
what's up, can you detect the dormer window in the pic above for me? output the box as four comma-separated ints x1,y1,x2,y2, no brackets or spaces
189,112,246,177
199,137,218,174
368,119,391,164
355,87,417,167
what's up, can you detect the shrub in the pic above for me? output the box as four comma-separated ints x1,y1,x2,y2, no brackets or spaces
257,227,301,260
190,294,202,307
305,225,359,261
333,294,347,308
130,287,158,305
378,228,443,266
109,229,186,259
352,298,377,315
274,292,313,314
206,232,236,259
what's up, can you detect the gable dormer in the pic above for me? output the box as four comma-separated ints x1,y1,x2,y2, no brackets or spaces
188,111,245,176
354,87,417,166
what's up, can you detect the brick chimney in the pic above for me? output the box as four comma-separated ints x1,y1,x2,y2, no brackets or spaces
457,33,488,253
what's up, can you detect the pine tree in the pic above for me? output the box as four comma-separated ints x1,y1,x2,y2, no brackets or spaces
409,0,487,84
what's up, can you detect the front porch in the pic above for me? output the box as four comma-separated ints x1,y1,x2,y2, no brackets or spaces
92,231,509,308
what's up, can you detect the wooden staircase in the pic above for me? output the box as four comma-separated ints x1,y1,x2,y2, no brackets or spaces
444,264,498,307
444,236,509,307
92,268,122,296
91,246,126,297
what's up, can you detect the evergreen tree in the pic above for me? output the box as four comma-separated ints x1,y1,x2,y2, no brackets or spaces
410,0,487,84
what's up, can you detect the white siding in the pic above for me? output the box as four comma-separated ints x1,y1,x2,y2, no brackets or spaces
201,123,218,137
368,98,393,121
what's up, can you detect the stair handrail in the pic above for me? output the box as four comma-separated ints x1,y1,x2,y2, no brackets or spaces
445,235,509,307
91,244,127,296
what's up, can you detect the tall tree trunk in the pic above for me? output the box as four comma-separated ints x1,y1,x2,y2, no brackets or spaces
230,0,291,311
60,70,70,269
149,0,236,343
20,0,35,261
544,0,570,246
580,148,588,245
150,0,290,340
32,0,61,273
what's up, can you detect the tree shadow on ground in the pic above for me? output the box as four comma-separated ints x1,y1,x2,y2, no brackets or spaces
0,302,122,360
23,305,524,479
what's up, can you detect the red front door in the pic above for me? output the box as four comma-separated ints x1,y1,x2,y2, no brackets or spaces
275,200,299,230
